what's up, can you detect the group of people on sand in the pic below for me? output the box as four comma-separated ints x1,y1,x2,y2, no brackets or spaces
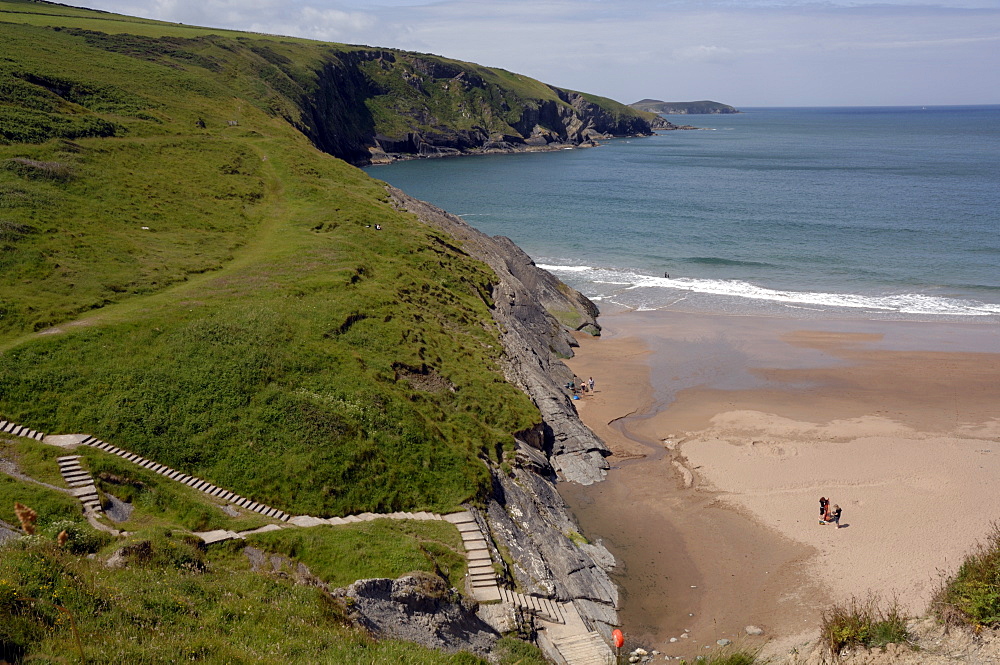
819,497,843,528
567,377,596,398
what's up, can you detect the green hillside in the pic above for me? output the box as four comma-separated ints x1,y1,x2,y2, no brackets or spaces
0,436,545,663
0,0,608,519
0,3,635,660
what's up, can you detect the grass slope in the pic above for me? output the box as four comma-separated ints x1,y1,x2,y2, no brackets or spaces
1,6,544,517
0,3,611,662
1,437,547,663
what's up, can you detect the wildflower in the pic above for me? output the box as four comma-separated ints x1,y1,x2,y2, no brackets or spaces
14,502,37,534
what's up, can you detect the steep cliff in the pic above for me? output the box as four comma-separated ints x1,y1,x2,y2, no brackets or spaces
390,187,620,642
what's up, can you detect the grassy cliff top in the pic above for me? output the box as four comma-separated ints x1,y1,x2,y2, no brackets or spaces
0,1,576,517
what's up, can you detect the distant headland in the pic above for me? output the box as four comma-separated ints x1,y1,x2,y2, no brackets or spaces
630,99,740,114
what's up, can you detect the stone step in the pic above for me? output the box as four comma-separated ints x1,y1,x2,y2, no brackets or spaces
468,570,495,581
473,586,502,602
454,522,480,533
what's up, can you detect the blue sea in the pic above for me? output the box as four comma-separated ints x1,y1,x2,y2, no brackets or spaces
365,106,1000,323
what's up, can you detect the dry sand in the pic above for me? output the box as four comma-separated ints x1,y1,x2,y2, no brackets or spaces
560,310,1000,660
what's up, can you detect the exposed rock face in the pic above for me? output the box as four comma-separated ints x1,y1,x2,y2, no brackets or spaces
391,188,620,640
389,187,608,484
339,574,500,657
297,51,661,165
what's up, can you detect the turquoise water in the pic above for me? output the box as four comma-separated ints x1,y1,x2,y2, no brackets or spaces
366,106,1000,322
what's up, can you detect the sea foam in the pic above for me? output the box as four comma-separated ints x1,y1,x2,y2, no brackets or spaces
537,265,1000,319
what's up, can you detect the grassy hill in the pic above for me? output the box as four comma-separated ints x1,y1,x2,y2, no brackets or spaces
0,0,591,517
0,0,628,660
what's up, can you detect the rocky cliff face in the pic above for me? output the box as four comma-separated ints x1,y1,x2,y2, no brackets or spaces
390,187,621,643
296,50,662,165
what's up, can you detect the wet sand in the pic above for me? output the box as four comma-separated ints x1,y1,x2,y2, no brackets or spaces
561,310,1000,659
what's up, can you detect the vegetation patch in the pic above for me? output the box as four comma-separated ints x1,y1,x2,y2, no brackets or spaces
821,594,909,655
81,448,270,533
0,438,67,487
933,522,1000,630
0,477,81,529
0,532,491,664
246,518,467,589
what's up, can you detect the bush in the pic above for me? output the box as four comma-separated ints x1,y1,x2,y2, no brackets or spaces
821,594,909,655
41,519,112,554
933,522,1000,630
493,636,548,665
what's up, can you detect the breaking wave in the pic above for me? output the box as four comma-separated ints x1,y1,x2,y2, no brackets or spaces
537,264,1000,319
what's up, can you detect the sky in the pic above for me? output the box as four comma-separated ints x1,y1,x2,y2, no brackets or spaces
68,0,1000,107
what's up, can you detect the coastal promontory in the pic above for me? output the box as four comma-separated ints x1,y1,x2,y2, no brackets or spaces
630,99,740,114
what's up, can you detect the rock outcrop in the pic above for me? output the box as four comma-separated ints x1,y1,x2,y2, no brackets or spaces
391,187,621,641
338,574,500,657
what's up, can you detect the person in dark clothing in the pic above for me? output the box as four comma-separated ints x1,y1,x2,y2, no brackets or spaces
831,504,843,528
819,497,830,524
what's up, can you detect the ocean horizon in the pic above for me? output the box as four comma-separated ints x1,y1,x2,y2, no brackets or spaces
366,105,1000,324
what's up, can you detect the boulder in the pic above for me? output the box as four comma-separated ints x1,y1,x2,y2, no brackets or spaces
338,573,499,657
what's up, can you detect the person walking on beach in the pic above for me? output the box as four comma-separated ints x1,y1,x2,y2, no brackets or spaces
819,497,829,524
588,377,595,392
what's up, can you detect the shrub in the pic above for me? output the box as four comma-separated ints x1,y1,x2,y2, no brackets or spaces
933,522,1000,630
821,594,909,655
493,636,548,665
41,519,111,554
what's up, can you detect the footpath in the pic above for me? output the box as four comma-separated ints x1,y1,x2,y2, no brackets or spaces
1,419,613,665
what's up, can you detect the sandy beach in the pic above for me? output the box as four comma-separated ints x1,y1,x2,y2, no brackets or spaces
560,310,1000,659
